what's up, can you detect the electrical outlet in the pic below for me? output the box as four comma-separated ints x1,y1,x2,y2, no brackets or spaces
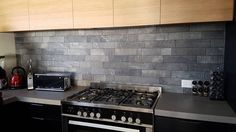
181,80,193,88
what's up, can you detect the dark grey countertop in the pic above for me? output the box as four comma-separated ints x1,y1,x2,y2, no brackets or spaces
155,93,236,124
1,86,86,105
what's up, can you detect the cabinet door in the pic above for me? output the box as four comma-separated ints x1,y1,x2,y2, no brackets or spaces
73,0,113,28
0,0,29,32
114,0,160,27
29,0,73,30
161,0,234,24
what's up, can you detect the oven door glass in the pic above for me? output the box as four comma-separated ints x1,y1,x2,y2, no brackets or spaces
65,117,148,132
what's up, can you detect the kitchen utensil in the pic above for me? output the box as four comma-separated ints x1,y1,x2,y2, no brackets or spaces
27,59,34,90
10,66,26,89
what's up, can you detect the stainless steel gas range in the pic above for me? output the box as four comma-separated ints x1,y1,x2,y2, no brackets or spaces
61,83,162,132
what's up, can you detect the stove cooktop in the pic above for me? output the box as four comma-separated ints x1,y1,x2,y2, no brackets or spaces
67,88,159,108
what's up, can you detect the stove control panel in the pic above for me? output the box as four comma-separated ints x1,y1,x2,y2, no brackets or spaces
62,105,153,125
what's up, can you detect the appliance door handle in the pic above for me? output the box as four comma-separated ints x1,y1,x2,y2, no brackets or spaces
69,120,140,132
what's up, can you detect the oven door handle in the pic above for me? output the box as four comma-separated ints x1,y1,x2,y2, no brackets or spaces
69,120,140,132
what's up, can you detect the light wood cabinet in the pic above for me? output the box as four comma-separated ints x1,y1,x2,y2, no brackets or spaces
114,0,160,27
29,0,73,30
161,0,234,24
73,0,113,28
0,0,29,32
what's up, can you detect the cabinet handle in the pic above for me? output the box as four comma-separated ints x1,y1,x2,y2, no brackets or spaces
30,104,44,107
32,117,45,120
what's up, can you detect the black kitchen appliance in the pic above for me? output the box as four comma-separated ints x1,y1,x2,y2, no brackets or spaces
225,21,236,112
61,82,162,132
33,73,71,91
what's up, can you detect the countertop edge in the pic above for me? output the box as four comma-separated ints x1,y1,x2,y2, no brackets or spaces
16,97,61,106
155,109,236,125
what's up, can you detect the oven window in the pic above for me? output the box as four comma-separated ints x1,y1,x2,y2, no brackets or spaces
69,124,119,132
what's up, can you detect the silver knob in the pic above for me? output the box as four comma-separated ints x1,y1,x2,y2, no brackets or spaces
96,113,101,118
111,115,116,121
90,112,95,118
135,118,141,124
121,116,126,122
77,111,82,116
128,117,133,123
83,112,88,117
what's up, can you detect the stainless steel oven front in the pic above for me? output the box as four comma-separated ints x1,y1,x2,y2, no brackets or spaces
62,115,153,132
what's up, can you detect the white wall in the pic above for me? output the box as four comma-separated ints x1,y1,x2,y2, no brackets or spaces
0,33,16,75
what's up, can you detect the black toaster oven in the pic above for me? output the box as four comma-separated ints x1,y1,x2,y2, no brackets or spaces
33,73,71,91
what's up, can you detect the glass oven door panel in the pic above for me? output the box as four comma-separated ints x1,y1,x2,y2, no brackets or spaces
65,117,147,132
69,120,138,132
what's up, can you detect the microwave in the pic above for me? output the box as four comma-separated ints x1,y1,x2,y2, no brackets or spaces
33,73,71,92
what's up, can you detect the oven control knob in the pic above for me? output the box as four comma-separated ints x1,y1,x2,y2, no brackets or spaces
128,117,133,123
90,112,95,118
77,111,82,116
111,115,116,121
96,113,101,118
135,118,141,124
121,116,126,122
83,112,88,117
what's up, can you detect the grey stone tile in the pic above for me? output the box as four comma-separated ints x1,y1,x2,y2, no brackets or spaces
141,49,161,55
171,71,205,79
175,40,211,48
182,32,202,39
190,23,225,31
158,24,189,33
115,69,142,76
65,36,86,42
67,49,90,55
201,31,224,39
85,55,109,62
159,77,181,86
142,70,171,78
91,49,114,56
144,40,175,48
206,48,224,55
69,42,92,49
103,62,128,69
163,56,197,63
42,31,56,36
138,33,168,41
115,49,138,55
116,42,144,48
168,32,183,40
197,56,224,64
43,36,64,43
211,39,225,48
127,26,157,34
171,48,205,56
92,42,116,48
24,37,43,43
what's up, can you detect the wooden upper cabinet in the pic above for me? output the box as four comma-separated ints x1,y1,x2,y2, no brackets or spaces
73,0,113,28
161,0,234,24
29,0,73,30
0,0,29,32
114,0,160,27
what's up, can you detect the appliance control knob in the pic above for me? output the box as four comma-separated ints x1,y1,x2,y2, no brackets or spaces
111,115,116,121
77,111,82,116
121,116,126,122
96,113,101,118
135,118,141,124
83,112,88,117
90,112,95,118
128,117,133,123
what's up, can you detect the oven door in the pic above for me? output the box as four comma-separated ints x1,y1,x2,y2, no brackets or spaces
63,116,152,132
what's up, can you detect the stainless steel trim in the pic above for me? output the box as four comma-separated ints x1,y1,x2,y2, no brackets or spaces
62,101,154,113
62,113,153,128
69,120,140,132
35,88,65,92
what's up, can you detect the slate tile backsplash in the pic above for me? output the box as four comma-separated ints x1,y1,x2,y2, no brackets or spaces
15,23,225,93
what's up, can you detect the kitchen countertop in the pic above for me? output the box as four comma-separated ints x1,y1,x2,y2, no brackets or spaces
1,86,86,106
155,93,236,124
